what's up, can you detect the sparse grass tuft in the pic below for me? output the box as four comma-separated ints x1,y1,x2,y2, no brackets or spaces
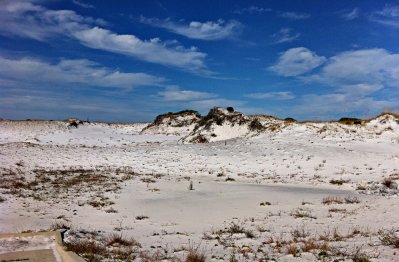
106,233,141,247
329,179,349,185
291,225,310,239
379,229,399,248
322,196,343,205
287,244,299,256
382,178,393,188
141,178,156,184
105,207,118,213
50,221,71,231
328,208,347,213
225,222,255,238
136,215,149,220
185,242,206,262
322,195,360,205
291,208,316,219
65,240,106,259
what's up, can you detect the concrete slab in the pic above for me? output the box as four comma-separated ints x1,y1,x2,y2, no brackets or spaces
0,249,57,261
0,231,84,262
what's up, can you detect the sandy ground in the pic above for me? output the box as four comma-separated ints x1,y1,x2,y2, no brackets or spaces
0,120,398,261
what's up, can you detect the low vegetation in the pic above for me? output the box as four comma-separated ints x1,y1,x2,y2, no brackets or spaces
379,229,399,248
185,243,206,262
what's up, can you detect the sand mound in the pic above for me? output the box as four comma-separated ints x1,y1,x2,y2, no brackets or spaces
182,107,270,143
367,113,399,131
140,110,201,136
139,109,399,144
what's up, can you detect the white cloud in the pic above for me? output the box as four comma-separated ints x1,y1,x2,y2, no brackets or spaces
375,4,399,17
73,27,207,72
245,91,295,100
269,47,327,76
0,0,208,73
270,28,300,44
0,56,164,89
279,12,311,20
306,49,399,93
273,48,399,118
158,87,216,101
0,1,105,41
370,4,399,28
140,17,242,40
233,6,272,14
72,0,94,9
341,8,359,20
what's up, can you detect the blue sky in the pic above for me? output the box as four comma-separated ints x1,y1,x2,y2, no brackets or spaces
1,0,399,122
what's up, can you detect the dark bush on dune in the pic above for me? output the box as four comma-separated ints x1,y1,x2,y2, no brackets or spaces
284,117,296,123
153,110,201,125
197,107,225,128
226,107,234,113
338,117,363,125
249,119,264,131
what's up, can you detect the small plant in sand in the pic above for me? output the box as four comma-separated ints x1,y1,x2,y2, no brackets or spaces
322,196,344,205
136,215,149,220
50,221,71,231
185,242,206,262
105,207,118,213
382,178,394,188
291,208,316,219
260,201,271,206
329,179,349,185
291,225,310,239
322,195,360,205
378,229,399,248
226,222,255,238
287,244,299,256
141,178,156,184
106,233,141,248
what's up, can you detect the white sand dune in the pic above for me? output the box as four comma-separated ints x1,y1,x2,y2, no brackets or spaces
0,111,398,261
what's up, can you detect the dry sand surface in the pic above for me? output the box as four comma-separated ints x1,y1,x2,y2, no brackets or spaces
0,114,399,261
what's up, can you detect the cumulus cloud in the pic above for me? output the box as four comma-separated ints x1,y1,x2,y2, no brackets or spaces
370,4,399,28
279,11,311,20
245,91,295,100
341,8,359,20
140,17,242,40
306,49,399,93
269,47,327,76
0,0,208,73
158,86,216,101
0,56,164,89
270,28,300,44
270,48,399,118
